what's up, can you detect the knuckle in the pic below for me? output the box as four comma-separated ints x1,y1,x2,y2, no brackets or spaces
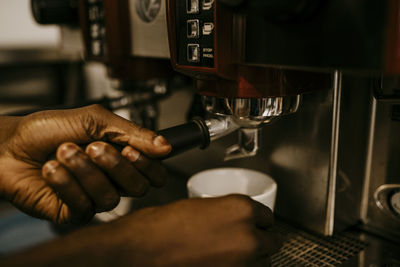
137,126,157,139
81,105,111,139
226,194,255,217
87,104,106,113
81,113,102,139
228,194,253,203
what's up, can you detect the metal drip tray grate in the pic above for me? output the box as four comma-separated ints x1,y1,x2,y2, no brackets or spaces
271,222,368,267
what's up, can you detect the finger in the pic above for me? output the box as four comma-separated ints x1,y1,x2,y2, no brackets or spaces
122,146,167,187
81,105,172,157
86,142,150,196
42,160,94,223
252,201,274,229
56,142,120,213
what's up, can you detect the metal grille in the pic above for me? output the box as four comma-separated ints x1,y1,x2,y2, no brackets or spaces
271,222,367,267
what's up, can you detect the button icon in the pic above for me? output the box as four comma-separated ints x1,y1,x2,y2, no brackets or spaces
92,40,102,56
91,23,100,38
187,44,200,62
187,0,199,14
202,22,214,35
187,20,200,38
89,6,100,21
202,0,214,10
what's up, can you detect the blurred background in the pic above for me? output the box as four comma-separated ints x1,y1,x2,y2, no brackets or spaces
0,0,126,115
0,0,192,254
0,0,98,254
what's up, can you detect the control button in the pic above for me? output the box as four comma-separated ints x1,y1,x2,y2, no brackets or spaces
92,40,102,56
202,22,214,35
187,19,200,38
89,6,100,21
187,0,199,14
187,44,200,62
202,0,214,10
91,23,100,38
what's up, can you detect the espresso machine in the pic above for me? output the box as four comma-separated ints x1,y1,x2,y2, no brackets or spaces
165,0,400,265
32,0,400,265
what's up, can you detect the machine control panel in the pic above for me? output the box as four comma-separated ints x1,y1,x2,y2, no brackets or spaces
176,0,215,67
85,0,106,58
187,19,200,38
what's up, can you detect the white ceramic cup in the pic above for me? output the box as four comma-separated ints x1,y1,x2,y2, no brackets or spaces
187,168,277,211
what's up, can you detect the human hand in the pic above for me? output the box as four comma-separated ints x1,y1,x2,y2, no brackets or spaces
0,195,282,267
0,105,171,224
108,194,282,267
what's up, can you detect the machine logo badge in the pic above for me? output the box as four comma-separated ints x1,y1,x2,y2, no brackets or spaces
135,0,161,23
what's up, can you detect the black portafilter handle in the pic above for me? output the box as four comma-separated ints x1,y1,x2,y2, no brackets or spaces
46,118,210,161
157,118,210,159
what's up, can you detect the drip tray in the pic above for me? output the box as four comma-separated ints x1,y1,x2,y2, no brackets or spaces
271,222,367,267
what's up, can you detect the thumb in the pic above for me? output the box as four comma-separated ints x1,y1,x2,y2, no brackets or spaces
80,105,172,157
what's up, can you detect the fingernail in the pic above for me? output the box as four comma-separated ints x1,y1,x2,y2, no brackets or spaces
43,161,59,176
59,144,78,159
127,149,140,162
87,144,104,158
153,135,169,146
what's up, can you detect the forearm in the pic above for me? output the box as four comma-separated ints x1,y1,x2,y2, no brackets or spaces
0,222,120,267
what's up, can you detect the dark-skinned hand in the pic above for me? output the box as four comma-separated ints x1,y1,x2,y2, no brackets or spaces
0,195,282,267
0,104,171,224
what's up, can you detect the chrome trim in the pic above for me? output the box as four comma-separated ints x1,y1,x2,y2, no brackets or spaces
205,116,239,141
360,96,377,222
373,184,400,220
325,70,342,235
224,128,260,161
202,95,301,128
